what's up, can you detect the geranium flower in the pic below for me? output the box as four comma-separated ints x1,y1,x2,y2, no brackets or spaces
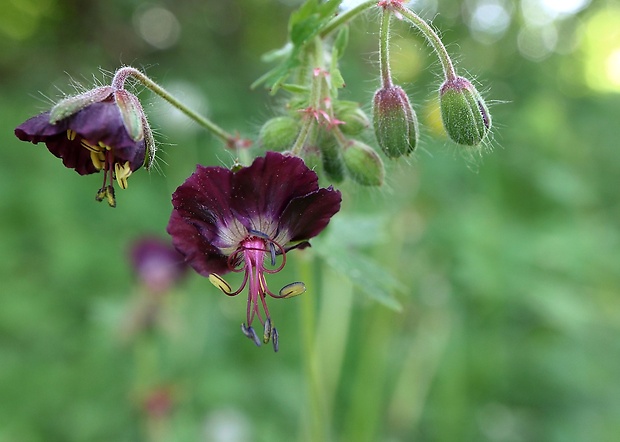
15,86,154,207
167,152,342,351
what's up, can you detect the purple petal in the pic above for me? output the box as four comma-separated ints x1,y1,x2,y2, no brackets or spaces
170,165,238,245
15,111,67,142
45,137,100,175
169,165,251,271
68,100,143,164
279,186,342,242
230,152,320,231
166,211,230,276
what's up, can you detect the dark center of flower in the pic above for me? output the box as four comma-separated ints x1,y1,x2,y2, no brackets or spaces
208,230,306,352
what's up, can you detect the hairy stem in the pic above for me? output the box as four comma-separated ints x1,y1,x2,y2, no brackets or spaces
112,67,238,145
379,7,393,88
319,0,377,38
392,3,457,81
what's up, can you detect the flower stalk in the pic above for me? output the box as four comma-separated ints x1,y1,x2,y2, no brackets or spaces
384,1,457,81
379,7,393,88
111,67,241,147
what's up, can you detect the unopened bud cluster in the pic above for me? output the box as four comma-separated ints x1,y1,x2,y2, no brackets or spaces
253,1,492,188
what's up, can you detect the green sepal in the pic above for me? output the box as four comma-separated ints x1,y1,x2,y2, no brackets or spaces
114,89,144,142
49,86,114,124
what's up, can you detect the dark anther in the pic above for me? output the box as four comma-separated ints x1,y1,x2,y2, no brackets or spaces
272,327,279,352
241,323,261,347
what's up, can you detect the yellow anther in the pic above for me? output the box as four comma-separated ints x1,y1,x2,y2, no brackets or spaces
66,129,77,141
209,273,233,294
106,187,116,208
114,161,132,190
90,151,104,170
95,186,116,208
80,140,102,153
279,281,306,299
98,141,112,150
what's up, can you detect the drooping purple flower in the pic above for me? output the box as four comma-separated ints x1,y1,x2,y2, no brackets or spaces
15,86,155,207
167,151,342,351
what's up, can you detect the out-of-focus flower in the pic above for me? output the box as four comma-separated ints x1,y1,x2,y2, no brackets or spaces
167,152,342,351
15,86,155,207
130,236,188,294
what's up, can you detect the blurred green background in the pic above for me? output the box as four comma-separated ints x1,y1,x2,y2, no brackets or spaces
1,0,619,441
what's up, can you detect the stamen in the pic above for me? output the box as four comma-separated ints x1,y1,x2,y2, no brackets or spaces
106,185,116,207
209,273,233,294
241,323,262,347
90,151,104,170
263,318,272,344
95,185,116,208
278,281,306,298
272,327,279,352
80,140,102,153
98,141,112,150
66,129,77,141
269,242,277,266
114,161,132,190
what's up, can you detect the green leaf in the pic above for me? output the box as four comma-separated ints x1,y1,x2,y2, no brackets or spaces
333,24,349,58
253,0,342,92
313,213,404,310
319,245,404,311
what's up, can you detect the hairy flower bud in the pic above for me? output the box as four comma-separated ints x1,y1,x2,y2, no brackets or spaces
342,140,384,186
373,85,418,158
258,116,300,151
334,101,370,136
439,76,491,146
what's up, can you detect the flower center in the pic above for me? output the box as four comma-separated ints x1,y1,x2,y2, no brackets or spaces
207,231,306,352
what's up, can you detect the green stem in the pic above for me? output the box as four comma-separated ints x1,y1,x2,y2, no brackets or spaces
319,0,377,38
379,8,393,88
392,3,457,81
297,255,329,442
291,39,325,156
111,67,237,145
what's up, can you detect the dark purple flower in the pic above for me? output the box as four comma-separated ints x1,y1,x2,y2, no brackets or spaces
130,236,188,294
15,86,155,207
167,152,342,351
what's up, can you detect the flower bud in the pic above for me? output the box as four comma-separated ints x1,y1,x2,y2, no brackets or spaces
373,85,418,158
334,101,370,136
258,116,300,151
439,76,491,146
319,134,345,183
342,140,384,186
